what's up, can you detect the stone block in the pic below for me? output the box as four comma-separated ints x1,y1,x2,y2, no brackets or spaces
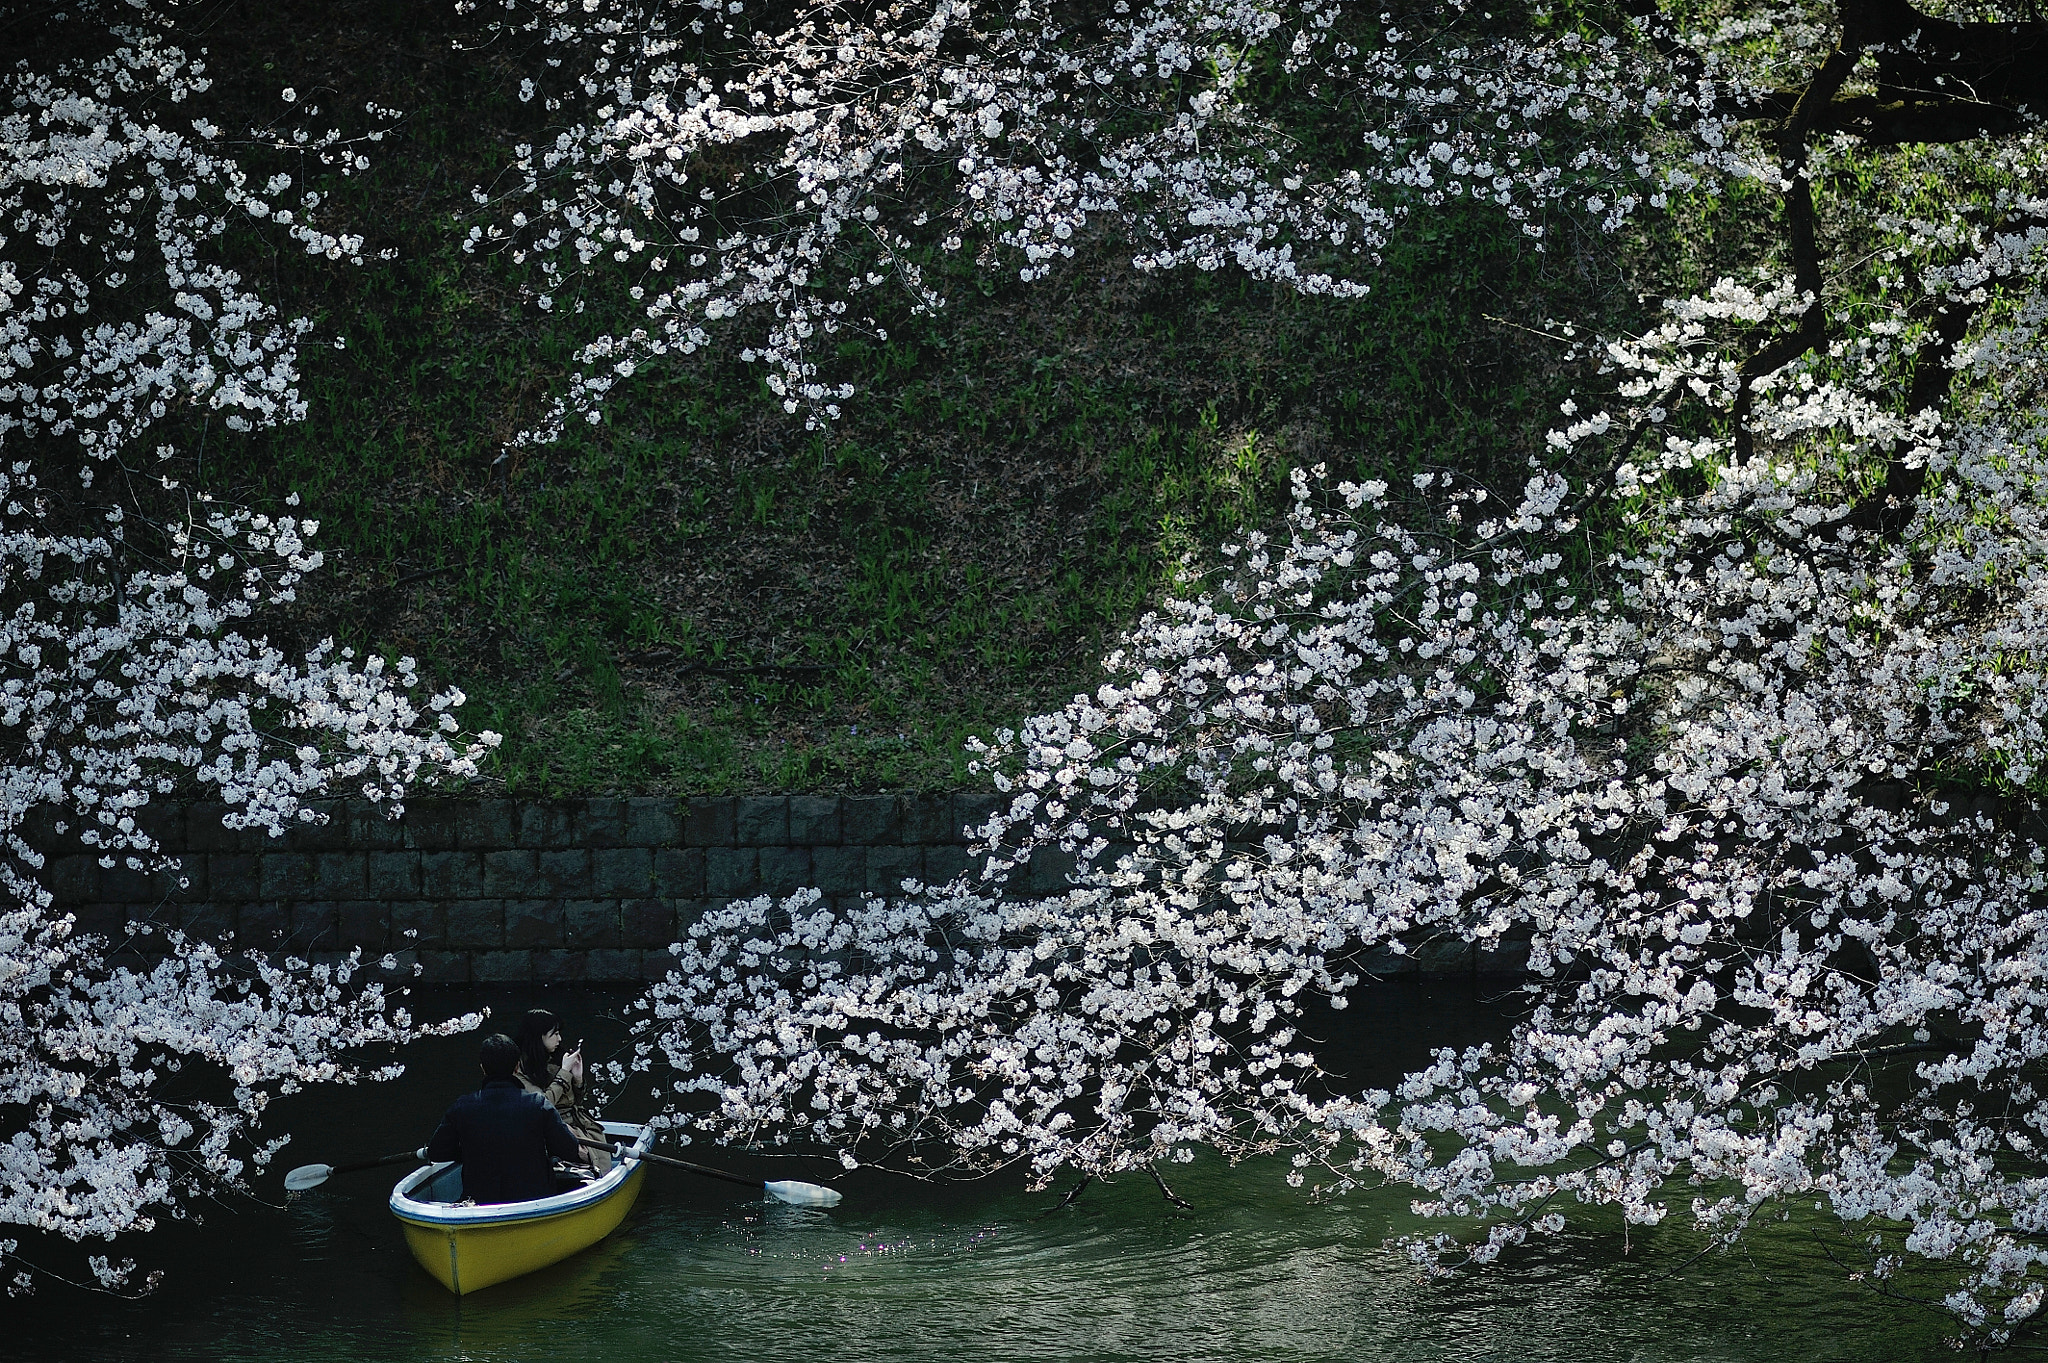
367,851,421,899
841,797,900,846
399,802,463,850
285,801,352,852
517,802,576,849
865,847,925,895
337,901,389,951
1411,938,1475,976
133,803,186,849
350,802,408,850
899,794,956,844
534,849,592,896
416,951,471,984
178,901,235,941
1028,847,1078,896
684,798,737,847
583,949,641,983
705,848,760,899
575,798,631,848
482,849,539,897
473,950,534,983
459,801,517,849
564,899,622,949
1362,945,1419,976
531,950,588,985
624,797,683,847
638,949,677,982
289,902,340,952
787,796,841,845
183,802,239,851
446,899,505,950
653,847,705,897
15,805,61,851
128,918,179,952
98,861,158,903
260,853,316,899
312,853,368,900
47,856,98,904
391,899,446,947
364,950,420,981
953,794,1003,841
810,846,867,895
420,850,484,899
209,853,261,901
591,847,653,897
672,898,717,935
505,900,565,949
162,854,206,900
758,846,812,896
239,900,290,944
923,846,971,887
1477,938,1531,976
72,902,131,937
622,899,676,950
735,797,789,846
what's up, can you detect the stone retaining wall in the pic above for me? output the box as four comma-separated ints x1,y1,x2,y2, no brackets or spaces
39,796,1523,982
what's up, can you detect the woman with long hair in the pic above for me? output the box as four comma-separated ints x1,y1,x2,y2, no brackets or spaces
511,1008,611,1172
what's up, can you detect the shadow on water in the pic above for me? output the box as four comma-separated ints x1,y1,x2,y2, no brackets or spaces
0,982,1961,1362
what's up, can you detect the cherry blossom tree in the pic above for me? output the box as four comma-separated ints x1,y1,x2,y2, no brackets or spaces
461,0,1747,437
2,3,492,1289
615,0,2048,1346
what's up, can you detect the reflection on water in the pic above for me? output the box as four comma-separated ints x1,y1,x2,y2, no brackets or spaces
0,986,1963,1361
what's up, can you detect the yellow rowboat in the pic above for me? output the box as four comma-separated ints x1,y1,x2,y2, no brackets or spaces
390,1120,655,1295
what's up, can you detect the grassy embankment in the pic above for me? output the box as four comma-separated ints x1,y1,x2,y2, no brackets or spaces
203,1,1658,795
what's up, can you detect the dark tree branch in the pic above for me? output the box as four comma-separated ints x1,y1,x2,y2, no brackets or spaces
1561,383,1685,522
1728,4,2044,540
1038,1175,1091,1216
1858,294,1981,539
1731,38,1860,460
1148,1162,1193,1210
1815,94,2025,144
1853,0,2048,114
1727,0,2047,143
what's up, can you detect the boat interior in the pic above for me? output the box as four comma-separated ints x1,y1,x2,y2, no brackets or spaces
413,1163,597,1205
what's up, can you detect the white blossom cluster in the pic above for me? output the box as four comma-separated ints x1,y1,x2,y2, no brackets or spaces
1,7,393,468
0,861,481,1292
464,0,1744,435
2,4,493,1289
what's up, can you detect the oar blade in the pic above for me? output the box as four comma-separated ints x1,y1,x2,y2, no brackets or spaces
283,1163,333,1192
764,1179,842,1207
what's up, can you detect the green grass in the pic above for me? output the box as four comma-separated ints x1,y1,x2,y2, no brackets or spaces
188,0,1656,796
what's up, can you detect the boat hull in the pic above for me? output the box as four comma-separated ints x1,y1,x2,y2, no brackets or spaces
391,1121,653,1295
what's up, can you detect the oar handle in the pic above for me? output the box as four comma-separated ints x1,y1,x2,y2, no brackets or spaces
332,1149,426,1177
576,1138,759,1189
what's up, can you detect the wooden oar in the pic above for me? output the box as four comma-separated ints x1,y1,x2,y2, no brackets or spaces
284,1149,425,1192
582,1138,842,1207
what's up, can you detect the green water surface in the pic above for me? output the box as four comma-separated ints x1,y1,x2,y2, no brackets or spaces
0,985,1961,1361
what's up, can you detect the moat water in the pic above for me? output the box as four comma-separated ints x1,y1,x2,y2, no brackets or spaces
1,983,1961,1361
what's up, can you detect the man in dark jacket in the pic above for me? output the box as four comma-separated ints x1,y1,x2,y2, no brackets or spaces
425,1033,586,1204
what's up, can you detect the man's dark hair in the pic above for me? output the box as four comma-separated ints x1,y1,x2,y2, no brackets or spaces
479,1033,521,1081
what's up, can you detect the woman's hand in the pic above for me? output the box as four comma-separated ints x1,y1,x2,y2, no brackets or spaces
563,1045,584,1084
